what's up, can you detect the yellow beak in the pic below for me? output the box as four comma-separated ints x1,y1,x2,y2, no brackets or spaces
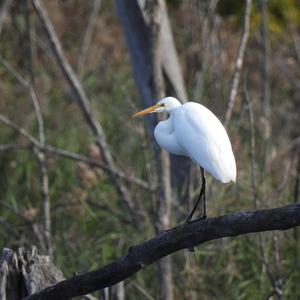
131,103,161,118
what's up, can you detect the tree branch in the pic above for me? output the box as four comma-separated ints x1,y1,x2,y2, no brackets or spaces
0,142,152,190
31,0,138,216
25,203,300,300
224,0,252,127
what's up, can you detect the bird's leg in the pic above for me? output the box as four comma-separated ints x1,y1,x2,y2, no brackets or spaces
185,190,202,223
200,167,207,219
185,167,206,223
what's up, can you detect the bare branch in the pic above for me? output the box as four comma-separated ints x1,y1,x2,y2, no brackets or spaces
261,0,271,144
0,113,39,146
244,74,259,208
0,54,52,255
31,0,137,216
77,0,102,75
270,136,300,162
0,201,46,251
224,0,252,127
130,281,155,300
42,144,152,190
0,143,30,151
0,143,152,190
25,203,300,300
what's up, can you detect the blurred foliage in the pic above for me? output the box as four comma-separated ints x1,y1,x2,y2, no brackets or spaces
0,0,300,299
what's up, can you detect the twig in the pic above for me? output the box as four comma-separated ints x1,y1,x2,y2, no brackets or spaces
270,136,300,161
275,53,300,90
224,0,252,126
0,114,153,224
261,0,271,145
263,269,294,300
131,281,155,300
77,0,102,75
273,232,284,299
244,73,259,209
31,0,137,216
0,201,46,251
25,203,300,300
0,143,30,151
0,142,152,190
0,113,39,146
0,54,52,255
244,72,272,290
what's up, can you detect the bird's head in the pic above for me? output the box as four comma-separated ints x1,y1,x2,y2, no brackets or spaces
131,97,181,118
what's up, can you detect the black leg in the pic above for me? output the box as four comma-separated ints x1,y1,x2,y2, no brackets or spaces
186,167,206,223
201,167,206,219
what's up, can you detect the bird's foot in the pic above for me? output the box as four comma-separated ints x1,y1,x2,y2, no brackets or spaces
185,215,207,252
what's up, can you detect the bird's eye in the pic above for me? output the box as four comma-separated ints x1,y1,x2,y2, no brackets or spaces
160,103,165,107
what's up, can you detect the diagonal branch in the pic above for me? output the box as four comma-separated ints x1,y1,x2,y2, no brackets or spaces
0,113,39,146
77,0,102,75
224,0,252,127
25,203,300,300
31,0,137,216
0,54,52,256
42,144,152,190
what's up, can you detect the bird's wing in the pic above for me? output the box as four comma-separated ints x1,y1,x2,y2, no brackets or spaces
174,103,236,183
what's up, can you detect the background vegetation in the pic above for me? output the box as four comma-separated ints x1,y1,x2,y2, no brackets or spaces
0,0,300,299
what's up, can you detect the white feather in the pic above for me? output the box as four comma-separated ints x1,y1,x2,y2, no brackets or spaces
154,99,236,183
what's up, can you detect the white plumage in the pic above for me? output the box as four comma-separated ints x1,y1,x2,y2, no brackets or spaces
133,97,236,183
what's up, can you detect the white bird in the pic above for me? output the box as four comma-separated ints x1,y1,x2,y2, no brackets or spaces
132,96,236,221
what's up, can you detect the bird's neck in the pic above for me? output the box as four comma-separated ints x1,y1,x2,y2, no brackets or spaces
158,112,174,132
166,105,181,115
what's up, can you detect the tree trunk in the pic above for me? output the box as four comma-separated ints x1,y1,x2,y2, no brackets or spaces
0,247,64,300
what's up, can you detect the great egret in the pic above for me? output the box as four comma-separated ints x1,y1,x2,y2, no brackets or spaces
132,97,236,222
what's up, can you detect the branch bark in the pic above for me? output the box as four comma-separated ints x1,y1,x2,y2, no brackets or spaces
25,203,300,300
